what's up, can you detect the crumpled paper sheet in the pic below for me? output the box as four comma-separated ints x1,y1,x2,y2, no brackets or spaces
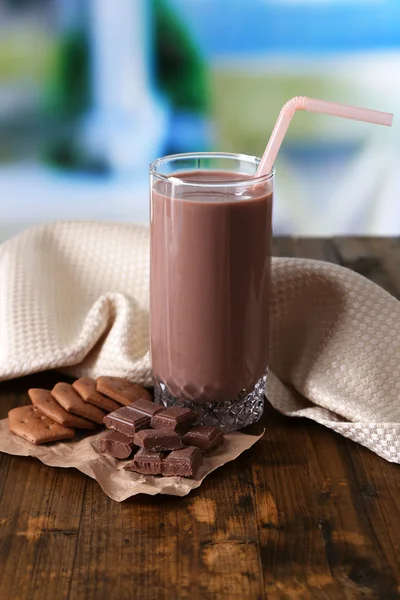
0,419,263,501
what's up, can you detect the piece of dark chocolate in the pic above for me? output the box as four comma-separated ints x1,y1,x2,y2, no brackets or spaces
182,425,224,451
162,446,202,478
134,428,184,452
150,406,197,433
103,405,150,436
130,397,164,417
125,448,165,475
99,430,136,459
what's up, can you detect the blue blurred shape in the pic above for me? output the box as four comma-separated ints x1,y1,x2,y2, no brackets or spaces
82,0,168,174
170,0,400,55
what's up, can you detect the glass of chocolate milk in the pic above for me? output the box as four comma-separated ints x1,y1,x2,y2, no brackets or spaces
150,153,274,431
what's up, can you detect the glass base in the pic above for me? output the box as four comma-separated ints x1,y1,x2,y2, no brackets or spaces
153,373,267,432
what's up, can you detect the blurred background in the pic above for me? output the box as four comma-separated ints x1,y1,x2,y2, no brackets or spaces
0,0,399,241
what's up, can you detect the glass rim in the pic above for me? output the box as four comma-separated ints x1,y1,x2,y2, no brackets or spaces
149,152,275,187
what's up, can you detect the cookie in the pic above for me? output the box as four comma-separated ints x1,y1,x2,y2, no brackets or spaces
52,382,106,424
28,388,95,429
72,377,120,412
8,405,75,445
96,376,153,406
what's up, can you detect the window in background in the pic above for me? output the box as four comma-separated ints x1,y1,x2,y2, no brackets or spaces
171,0,400,235
0,0,398,240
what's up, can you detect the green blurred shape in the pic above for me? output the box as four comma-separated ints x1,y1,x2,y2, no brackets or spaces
153,0,209,113
0,27,56,81
211,69,361,156
44,31,90,117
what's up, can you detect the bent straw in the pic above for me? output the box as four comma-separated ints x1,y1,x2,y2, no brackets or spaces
256,96,394,177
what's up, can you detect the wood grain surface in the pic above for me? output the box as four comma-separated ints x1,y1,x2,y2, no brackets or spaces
1,238,400,600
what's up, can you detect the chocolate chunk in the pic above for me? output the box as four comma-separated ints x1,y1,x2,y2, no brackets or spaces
52,382,106,424
134,428,184,452
130,397,163,417
150,406,197,433
125,448,165,475
8,405,75,445
182,425,224,451
73,377,120,412
29,388,96,429
96,376,153,406
99,430,136,459
162,446,202,478
103,405,150,436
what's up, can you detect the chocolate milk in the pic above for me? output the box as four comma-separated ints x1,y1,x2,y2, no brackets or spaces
150,170,273,403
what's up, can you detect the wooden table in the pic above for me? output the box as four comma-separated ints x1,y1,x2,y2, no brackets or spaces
1,237,399,600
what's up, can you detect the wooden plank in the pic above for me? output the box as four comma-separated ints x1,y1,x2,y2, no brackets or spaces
272,236,296,258
290,237,341,263
344,442,400,584
307,422,399,598
0,373,86,600
194,460,265,600
252,408,400,599
268,237,400,598
362,237,400,299
253,408,336,599
68,452,266,600
254,237,343,599
333,237,400,299
0,460,86,600
273,237,340,264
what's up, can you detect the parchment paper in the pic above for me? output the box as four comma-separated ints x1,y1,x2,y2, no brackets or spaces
0,419,263,501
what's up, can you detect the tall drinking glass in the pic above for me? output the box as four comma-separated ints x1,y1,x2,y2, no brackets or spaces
150,153,274,431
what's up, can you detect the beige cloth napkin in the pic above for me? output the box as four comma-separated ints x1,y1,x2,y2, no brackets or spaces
0,221,399,463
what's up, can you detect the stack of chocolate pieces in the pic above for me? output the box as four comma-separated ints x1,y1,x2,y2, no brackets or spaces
7,374,225,478
100,398,225,479
7,376,153,446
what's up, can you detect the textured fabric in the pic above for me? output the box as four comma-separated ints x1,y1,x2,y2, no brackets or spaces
0,222,399,462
